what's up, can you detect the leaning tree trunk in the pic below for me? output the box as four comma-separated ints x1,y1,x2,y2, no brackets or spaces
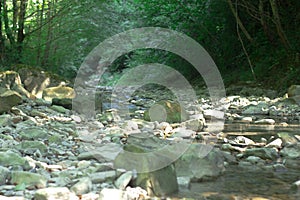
227,0,254,43
42,0,53,67
36,0,46,66
259,0,275,45
0,0,5,60
269,0,291,51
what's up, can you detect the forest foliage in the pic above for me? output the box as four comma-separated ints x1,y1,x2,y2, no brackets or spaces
0,0,299,90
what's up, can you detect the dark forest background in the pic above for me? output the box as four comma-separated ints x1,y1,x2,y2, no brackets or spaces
0,0,299,91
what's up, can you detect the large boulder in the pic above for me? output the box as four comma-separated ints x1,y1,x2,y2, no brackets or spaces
134,164,178,197
16,66,67,98
287,85,300,104
175,144,225,181
288,85,300,97
0,71,22,88
114,134,178,196
0,71,32,98
42,86,76,101
144,100,189,123
0,88,22,114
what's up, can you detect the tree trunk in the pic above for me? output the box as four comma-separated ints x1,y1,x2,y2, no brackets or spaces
259,0,275,45
227,0,254,43
16,0,28,57
269,0,291,50
42,0,53,66
12,0,18,32
36,0,46,66
0,0,4,61
3,0,15,46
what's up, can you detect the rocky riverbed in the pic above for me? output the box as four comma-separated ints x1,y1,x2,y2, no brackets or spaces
0,71,300,200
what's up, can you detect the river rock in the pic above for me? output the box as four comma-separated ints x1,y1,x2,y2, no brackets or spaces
266,138,283,148
50,105,69,114
291,180,300,191
182,118,205,132
17,68,51,98
245,156,265,165
0,71,32,98
42,86,75,102
11,171,47,188
114,171,133,190
0,166,10,185
90,170,117,184
114,134,178,196
34,187,79,200
19,127,48,140
242,102,269,115
288,85,300,97
172,127,195,138
175,144,224,181
243,147,278,160
78,143,122,162
203,109,224,120
0,151,30,169
177,176,191,189
144,100,188,123
98,188,126,200
134,164,178,197
0,89,22,114
0,196,24,200
277,132,298,146
280,144,300,159
0,71,22,88
0,114,11,126
16,67,65,99
125,187,148,200
52,98,72,110
70,177,92,195
16,141,48,156
254,118,275,125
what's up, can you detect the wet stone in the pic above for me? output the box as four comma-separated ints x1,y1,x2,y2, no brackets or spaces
10,171,47,188
70,177,92,195
0,166,10,185
19,127,48,140
90,170,117,184
0,151,30,169
114,171,133,190
243,147,278,160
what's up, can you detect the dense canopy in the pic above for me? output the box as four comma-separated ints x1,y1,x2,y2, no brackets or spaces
0,0,299,89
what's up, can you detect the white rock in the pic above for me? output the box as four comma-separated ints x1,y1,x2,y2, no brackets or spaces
77,160,91,169
125,186,148,200
233,136,255,146
241,116,252,123
114,171,133,190
34,187,78,200
292,180,300,190
266,138,283,148
254,119,275,125
98,188,126,200
70,177,92,195
203,109,224,120
177,176,191,189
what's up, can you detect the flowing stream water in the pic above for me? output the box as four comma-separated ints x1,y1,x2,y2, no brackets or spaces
175,122,300,200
